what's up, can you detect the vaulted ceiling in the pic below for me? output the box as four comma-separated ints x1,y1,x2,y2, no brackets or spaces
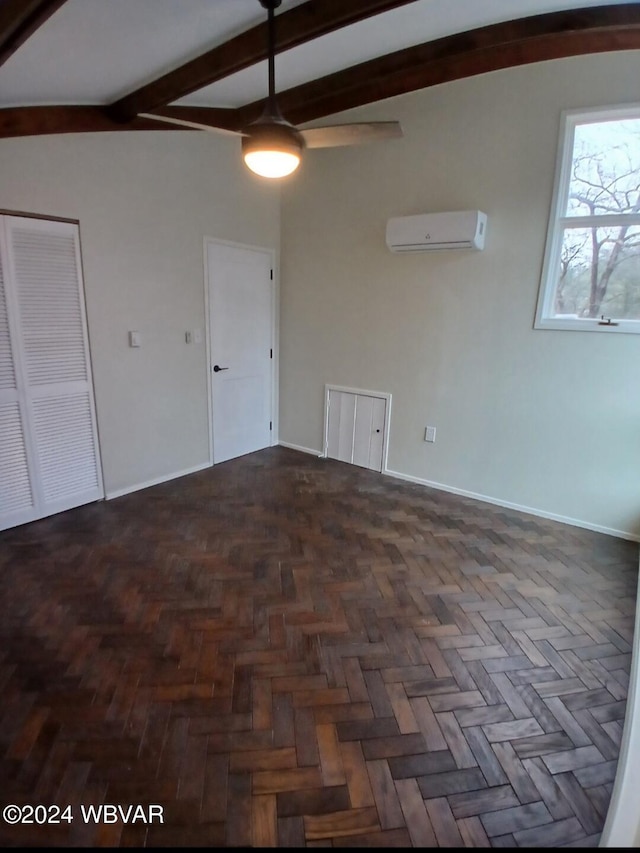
1,0,639,140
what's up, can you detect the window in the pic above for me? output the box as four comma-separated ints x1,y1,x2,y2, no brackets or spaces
535,104,640,334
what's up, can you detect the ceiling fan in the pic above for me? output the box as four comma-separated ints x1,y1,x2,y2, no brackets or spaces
139,0,403,178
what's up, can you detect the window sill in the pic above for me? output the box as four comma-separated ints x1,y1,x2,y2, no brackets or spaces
534,317,640,335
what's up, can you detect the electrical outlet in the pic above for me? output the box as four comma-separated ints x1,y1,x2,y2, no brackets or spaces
424,425,436,443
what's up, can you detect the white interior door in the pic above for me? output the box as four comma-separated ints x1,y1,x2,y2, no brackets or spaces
0,215,103,532
207,240,273,464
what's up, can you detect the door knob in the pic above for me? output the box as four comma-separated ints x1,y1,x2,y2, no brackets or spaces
213,364,229,372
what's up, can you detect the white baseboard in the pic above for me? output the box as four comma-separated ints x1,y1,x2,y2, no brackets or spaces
278,441,323,457
384,467,640,543
105,461,212,500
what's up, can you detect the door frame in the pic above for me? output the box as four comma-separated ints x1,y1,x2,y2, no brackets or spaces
323,384,392,473
203,236,278,466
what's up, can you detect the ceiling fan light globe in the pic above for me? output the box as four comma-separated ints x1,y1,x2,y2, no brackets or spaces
241,120,303,178
244,149,300,178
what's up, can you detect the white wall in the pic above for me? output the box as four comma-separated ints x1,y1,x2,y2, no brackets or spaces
279,51,640,540
0,130,280,495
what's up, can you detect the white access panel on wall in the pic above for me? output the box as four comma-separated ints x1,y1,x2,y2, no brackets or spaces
324,385,391,473
0,215,103,531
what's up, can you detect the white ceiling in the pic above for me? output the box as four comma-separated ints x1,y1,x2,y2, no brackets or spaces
0,0,633,112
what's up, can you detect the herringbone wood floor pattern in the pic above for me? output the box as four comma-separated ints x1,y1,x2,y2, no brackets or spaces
0,447,637,847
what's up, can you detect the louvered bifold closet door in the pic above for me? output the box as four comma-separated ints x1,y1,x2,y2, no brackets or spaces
0,216,103,532
0,226,36,527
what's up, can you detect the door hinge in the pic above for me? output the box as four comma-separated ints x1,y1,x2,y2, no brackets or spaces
270,421,273,431
270,269,273,280
270,348,273,358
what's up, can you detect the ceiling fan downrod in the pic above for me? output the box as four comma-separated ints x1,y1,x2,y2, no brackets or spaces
242,0,304,178
262,0,282,121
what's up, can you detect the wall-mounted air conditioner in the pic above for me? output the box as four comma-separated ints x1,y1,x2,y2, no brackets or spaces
386,209,487,252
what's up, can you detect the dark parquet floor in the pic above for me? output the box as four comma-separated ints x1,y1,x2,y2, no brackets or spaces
0,446,637,847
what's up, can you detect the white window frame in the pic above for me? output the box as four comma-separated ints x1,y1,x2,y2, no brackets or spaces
534,102,640,335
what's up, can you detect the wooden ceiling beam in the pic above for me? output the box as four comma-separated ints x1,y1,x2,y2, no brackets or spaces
3,5,640,140
0,106,192,139
236,3,640,127
108,0,420,123
0,0,67,67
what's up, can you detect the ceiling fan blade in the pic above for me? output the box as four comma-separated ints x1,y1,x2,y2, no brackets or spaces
300,121,403,150
138,112,245,137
